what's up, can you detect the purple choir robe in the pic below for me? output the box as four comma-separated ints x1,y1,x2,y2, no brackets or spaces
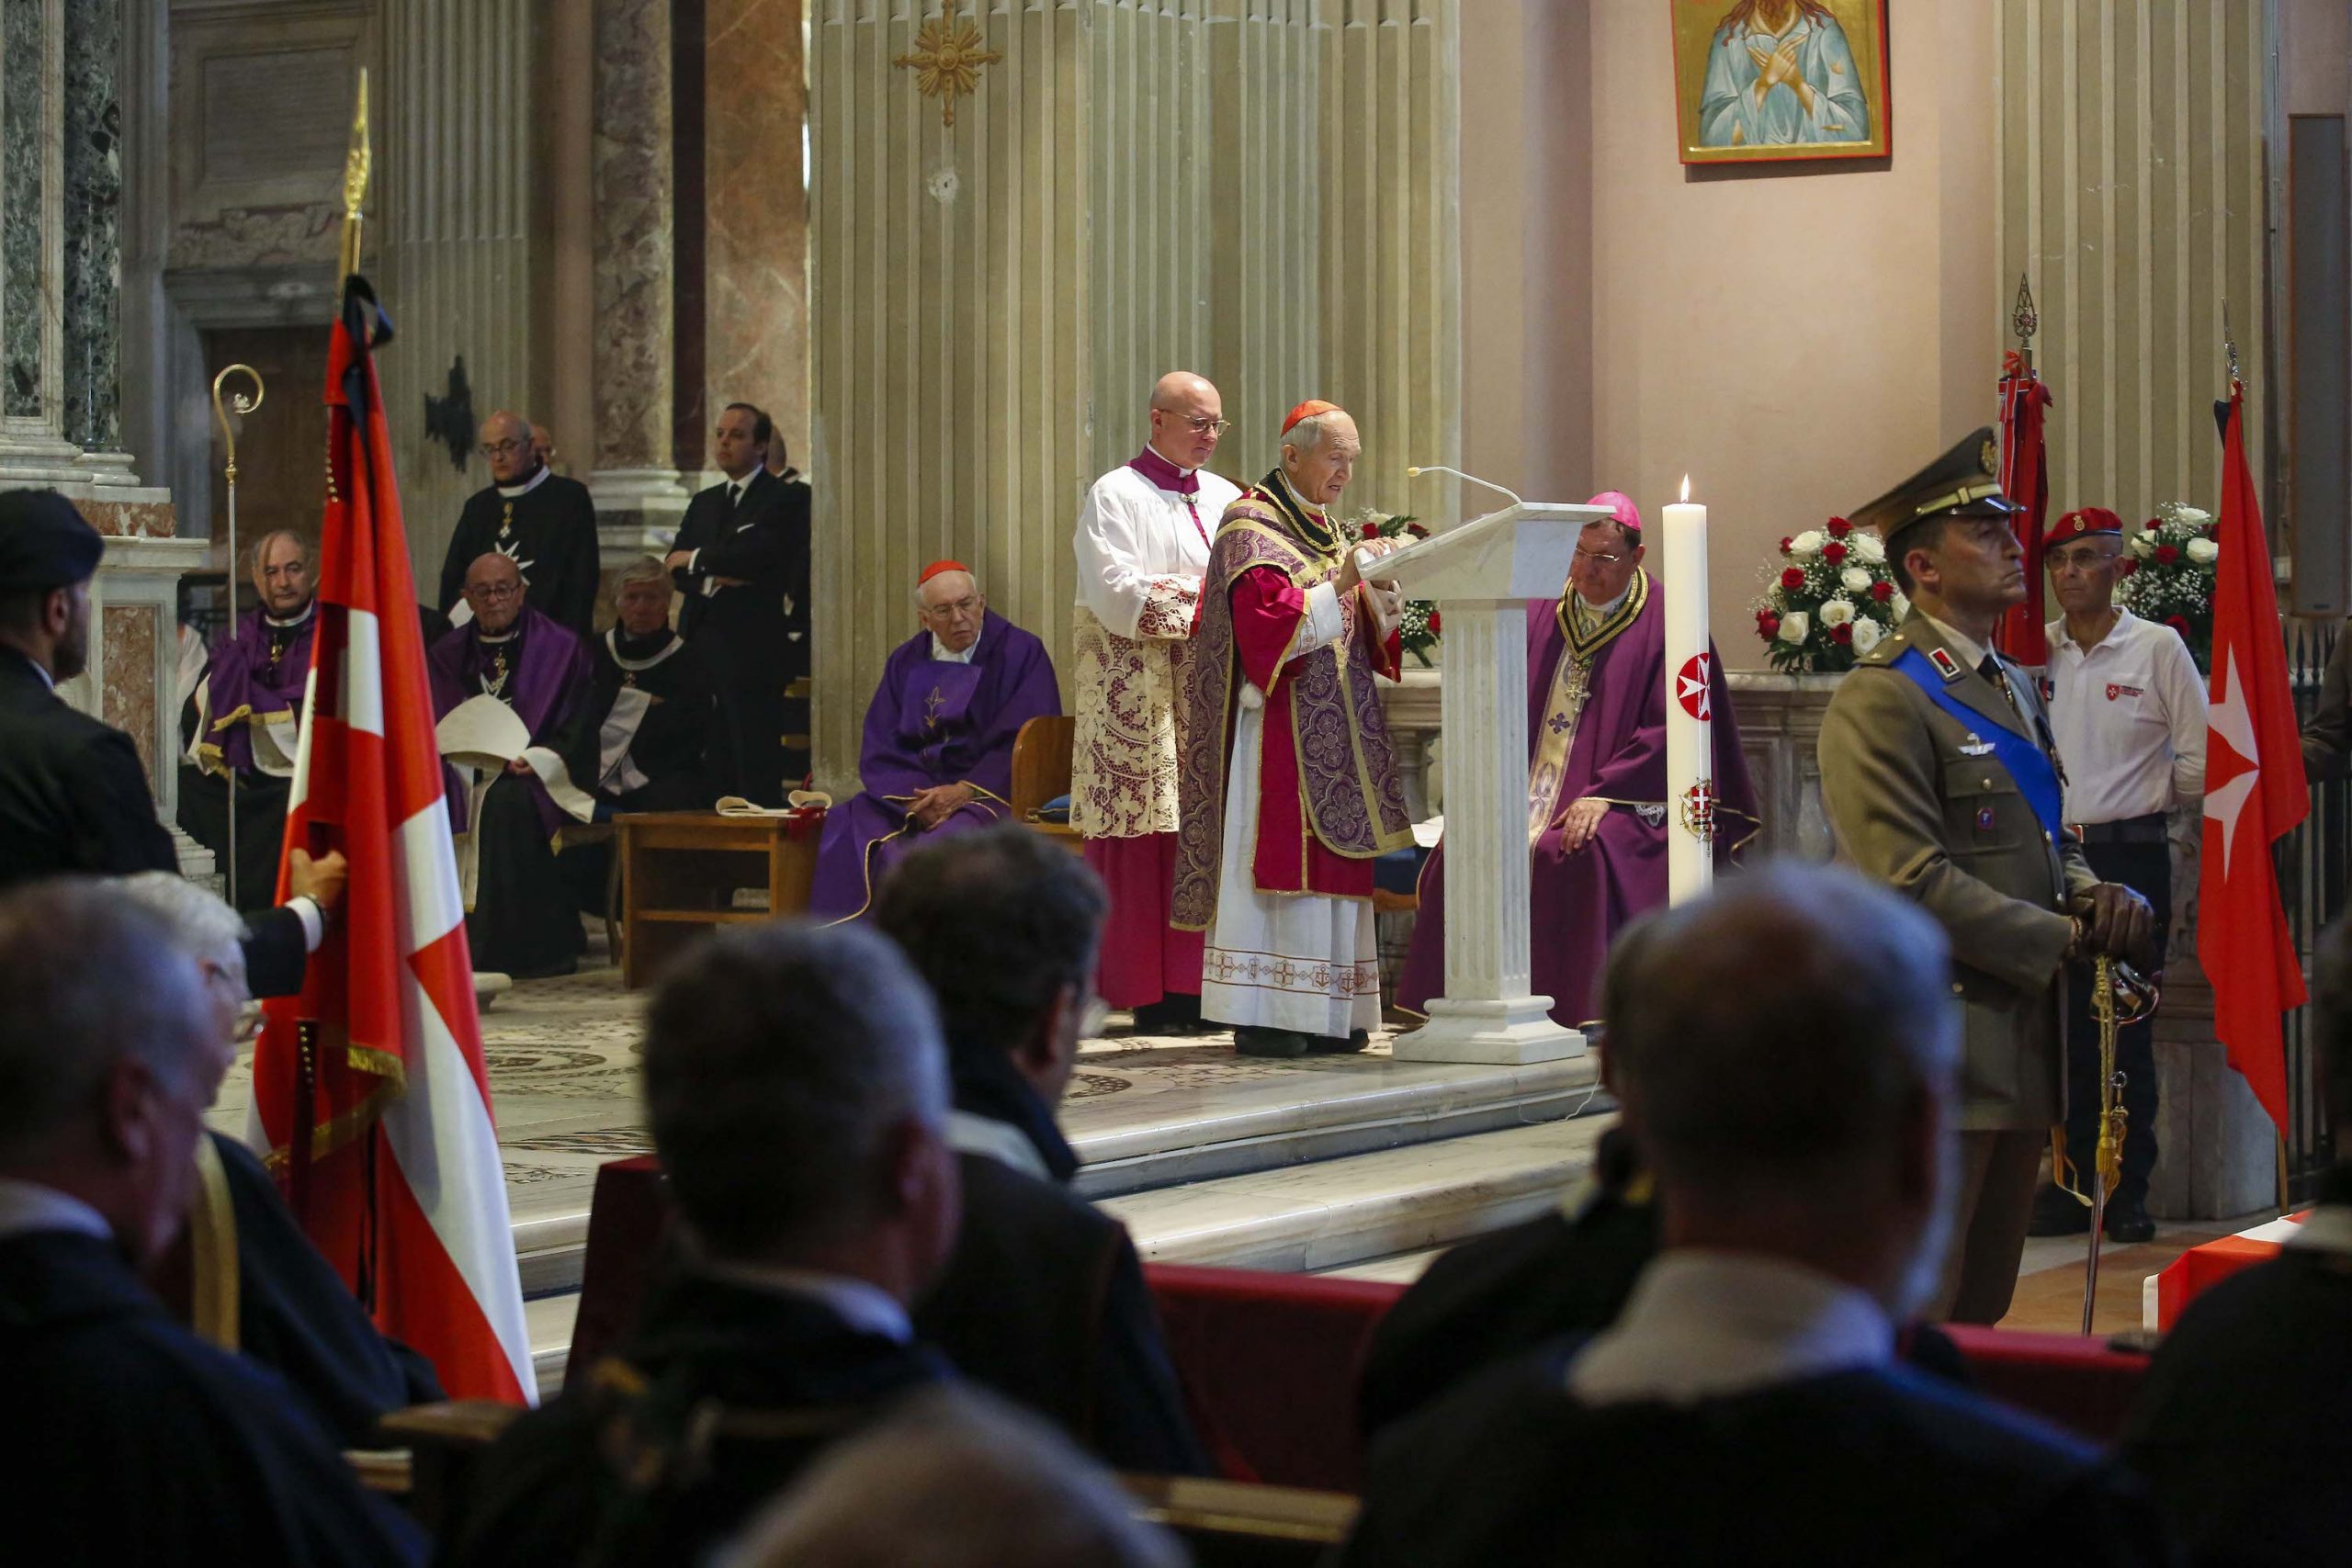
201,605,317,775
809,611,1062,920
1396,577,1759,1030
427,606,597,840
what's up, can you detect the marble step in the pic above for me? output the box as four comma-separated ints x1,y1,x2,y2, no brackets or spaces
1065,1039,1605,1199
503,1045,1606,1299
1101,1114,1607,1274
521,1112,1608,1401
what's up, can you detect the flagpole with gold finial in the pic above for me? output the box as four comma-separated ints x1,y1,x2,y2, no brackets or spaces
339,69,370,279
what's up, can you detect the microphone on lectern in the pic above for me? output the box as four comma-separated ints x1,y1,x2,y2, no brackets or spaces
1406,463,1524,511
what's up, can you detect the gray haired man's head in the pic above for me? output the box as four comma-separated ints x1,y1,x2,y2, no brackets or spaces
641,920,958,1292
1601,860,1960,1314
723,1385,1185,1568
114,872,252,1050
0,879,232,1266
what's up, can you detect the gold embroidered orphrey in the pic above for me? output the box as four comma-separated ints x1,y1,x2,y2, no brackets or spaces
894,9,1002,128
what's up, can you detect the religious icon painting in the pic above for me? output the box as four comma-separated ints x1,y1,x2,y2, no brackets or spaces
1670,0,1893,166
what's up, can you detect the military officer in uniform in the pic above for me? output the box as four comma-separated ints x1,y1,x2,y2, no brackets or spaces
1818,430,2155,1325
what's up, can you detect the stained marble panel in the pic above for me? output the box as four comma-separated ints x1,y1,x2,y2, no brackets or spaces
62,0,122,450
592,0,676,473
702,0,807,463
3,0,47,419
78,495,176,537
100,603,157,786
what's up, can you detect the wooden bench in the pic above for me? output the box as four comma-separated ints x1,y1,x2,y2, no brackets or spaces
1010,714,1082,853
616,811,821,988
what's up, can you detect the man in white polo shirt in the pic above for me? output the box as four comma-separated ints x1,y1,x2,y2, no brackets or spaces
2029,506,2207,1245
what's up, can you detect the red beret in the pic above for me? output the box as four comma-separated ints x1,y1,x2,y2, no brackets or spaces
2045,507,2123,544
1282,399,1340,436
918,559,971,586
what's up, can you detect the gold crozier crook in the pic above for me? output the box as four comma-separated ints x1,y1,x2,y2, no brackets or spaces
208,363,266,910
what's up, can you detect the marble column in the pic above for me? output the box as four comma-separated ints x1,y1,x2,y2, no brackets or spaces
702,0,808,469
589,0,692,546
0,0,191,829
61,0,123,465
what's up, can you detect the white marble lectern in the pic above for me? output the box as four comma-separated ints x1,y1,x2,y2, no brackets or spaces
1377,501,1611,1065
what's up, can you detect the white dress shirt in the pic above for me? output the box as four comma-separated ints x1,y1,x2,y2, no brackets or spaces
1566,1250,1894,1406
2043,608,2208,823
693,1261,914,1344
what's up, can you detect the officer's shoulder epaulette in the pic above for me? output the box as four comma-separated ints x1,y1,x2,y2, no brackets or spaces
1853,627,1907,669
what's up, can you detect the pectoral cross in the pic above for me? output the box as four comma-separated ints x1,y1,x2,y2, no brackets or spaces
498,501,514,541
924,684,944,731
484,649,511,699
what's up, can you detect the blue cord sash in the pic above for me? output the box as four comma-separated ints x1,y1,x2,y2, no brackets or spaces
1891,648,2063,846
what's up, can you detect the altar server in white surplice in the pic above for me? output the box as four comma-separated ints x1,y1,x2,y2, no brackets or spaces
1071,372,1240,1035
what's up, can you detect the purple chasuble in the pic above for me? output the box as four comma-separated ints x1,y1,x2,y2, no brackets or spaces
1396,578,1759,1029
427,605,596,837
809,611,1061,919
203,605,318,774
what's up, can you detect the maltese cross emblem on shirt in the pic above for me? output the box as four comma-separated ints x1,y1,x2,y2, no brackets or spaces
494,536,536,583
1675,652,1712,721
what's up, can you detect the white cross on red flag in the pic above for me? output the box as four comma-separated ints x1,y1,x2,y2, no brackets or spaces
246,280,534,1403
2198,381,2307,1135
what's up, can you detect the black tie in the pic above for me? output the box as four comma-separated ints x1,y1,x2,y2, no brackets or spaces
1977,653,2020,718
726,481,742,508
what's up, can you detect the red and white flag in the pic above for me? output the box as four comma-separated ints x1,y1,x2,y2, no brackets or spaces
246,280,533,1403
2198,380,2306,1135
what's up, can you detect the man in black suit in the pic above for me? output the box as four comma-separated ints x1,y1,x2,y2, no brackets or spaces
443,920,960,1568
0,490,340,997
0,880,422,1565
1340,863,2171,1568
437,411,602,640
2120,914,2352,1564
876,824,1206,1476
666,401,807,803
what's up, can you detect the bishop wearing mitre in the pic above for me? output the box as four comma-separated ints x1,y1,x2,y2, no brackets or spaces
1071,372,1240,1034
1173,400,1414,1058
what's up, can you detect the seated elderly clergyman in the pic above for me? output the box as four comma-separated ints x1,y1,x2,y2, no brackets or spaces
442,921,960,1568
0,880,423,1565
178,528,319,912
429,551,596,977
808,560,1061,920
564,556,718,816
1339,863,2171,1568
117,872,444,1450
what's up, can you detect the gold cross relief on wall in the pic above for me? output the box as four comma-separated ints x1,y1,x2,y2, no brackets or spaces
894,6,1001,129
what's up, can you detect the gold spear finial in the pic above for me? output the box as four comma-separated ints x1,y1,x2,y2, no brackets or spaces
338,68,371,279
2010,273,2039,372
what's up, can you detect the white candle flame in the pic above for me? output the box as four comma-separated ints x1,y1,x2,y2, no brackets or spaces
1679,474,1690,503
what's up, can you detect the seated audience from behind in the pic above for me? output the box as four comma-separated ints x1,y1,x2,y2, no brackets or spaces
725,1385,1185,1568
874,824,1206,1474
1339,862,2172,1568
0,880,421,1566
118,871,444,1447
2120,912,2352,1564
442,920,960,1568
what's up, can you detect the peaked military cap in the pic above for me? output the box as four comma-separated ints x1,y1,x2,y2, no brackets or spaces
0,489,102,592
1848,426,2022,555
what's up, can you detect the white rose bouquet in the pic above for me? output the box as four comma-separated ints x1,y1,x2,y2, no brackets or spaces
2116,501,2218,673
1753,515,1904,674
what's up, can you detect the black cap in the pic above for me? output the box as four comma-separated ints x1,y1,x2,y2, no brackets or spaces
0,490,102,592
1848,426,2022,554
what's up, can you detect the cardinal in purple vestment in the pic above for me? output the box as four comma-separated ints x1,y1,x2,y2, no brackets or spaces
1397,494,1760,1031
810,566,1062,920
429,555,597,976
